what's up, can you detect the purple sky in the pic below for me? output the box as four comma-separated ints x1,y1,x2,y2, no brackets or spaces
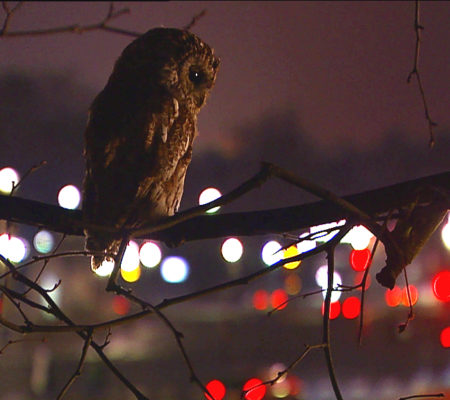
2,1,449,158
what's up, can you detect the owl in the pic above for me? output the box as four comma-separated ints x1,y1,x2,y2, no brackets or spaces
82,28,219,270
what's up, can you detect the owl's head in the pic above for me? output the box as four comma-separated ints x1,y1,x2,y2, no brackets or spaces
110,28,219,111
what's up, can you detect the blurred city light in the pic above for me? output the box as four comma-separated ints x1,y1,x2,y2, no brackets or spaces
401,285,418,306
33,230,54,254
0,167,19,194
112,296,130,315
205,379,226,400
253,289,269,311
93,259,114,277
271,289,288,310
284,273,302,295
221,238,243,263
322,300,341,319
121,241,140,272
440,327,450,348
261,240,282,266
343,225,373,250
243,378,266,400
270,379,290,398
310,220,345,243
432,270,450,302
199,187,222,214
342,296,361,319
282,245,300,270
442,215,450,250
139,241,162,268
349,248,371,271
57,184,81,209
160,256,189,283
0,233,28,263
315,265,342,302
385,286,402,307
296,232,316,254
121,264,141,283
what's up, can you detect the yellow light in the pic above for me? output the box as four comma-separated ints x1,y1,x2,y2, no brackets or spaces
121,264,141,283
283,245,300,270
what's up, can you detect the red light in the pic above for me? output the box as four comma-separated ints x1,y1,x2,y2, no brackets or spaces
321,300,341,319
243,378,266,400
205,379,226,400
432,270,450,302
353,271,371,290
349,249,371,271
440,327,450,348
112,295,130,315
385,286,402,307
253,290,269,310
401,285,418,306
271,289,288,310
342,296,361,319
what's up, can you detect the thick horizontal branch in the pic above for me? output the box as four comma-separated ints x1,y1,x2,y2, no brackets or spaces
0,171,448,244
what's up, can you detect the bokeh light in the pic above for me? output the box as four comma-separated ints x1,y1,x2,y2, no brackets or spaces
160,256,189,283
284,273,302,295
57,184,81,209
139,241,162,268
385,286,402,307
205,379,226,400
432,270,450,302
253,289,269,311
33,230,54,254
310,220,346,242
315,265,342,302
322,300,341,319
296,232,316,254
271,289,288,310
261,240,282,266
442,216,450,250
401,285,418,307
344,225,373,250
121,241,140,272
268,363,287,383
270,379,290,398
199,187,222,214
221,238,243,263
342,296,361,319
0,167,19,194
282,245,300,270
121,264,141,283
0,234,28,263
349,249,371,271
440,327,450,348
93,259,114,277
112,296,130,315
243,378,266,400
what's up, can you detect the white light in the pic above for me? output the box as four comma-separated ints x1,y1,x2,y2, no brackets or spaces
297,232,316,254
58,185,81,210
160,256,189,283
40,272,61,303
0,234,28,263
94,259,115,277
33,230,54,254
315,265,342,302
343,225,373,250
121,241,140,272
199,187,222,214
310,220,346,243
261,240,282,266
139,241,162,268
442,215,450,250
221,238,243,263
0,167,19,194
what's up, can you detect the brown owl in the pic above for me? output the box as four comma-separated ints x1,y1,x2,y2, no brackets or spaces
82,28,219,270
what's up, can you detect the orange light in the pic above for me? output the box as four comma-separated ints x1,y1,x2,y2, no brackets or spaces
253,290,269,311
342,296,361,319
349,249,371,271
432,270,450,302
385,286,402,307
440,327,450,348
205,379,226,400
401,285,418,306
321,300,340,319
112,296,130,315
243,378,266,400
271,289,288,310
284,273,302,295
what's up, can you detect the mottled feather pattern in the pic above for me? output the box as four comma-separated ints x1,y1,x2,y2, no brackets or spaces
82,28,219,269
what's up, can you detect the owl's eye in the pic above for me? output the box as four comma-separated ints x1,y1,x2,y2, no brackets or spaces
188,68,205,85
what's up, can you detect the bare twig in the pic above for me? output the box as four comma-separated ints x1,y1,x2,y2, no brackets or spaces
0,336,45,354
406,0,438,147
399,394,444,400
0,1,23,35
398,268,415,333
183,9,207,31
0,2,140,38
9,160,46,196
